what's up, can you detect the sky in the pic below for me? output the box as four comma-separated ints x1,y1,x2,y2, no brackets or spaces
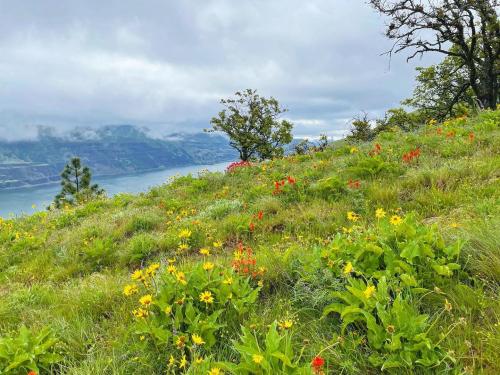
0,0,438,141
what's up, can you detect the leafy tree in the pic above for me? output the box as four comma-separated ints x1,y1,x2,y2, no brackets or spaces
369,0,499,110
208,89,293,161
375,107,426,133
403,55,476,120
293,138,312,155
53,157,104,208
348,113,376,142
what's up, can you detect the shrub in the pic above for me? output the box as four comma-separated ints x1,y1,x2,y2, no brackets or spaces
309,176,346,201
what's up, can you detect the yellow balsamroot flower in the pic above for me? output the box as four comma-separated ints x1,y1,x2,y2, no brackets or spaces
195,357,204,364
278,320,293,330
375,208,386,219
123,284,138,296
199,247,211,256
131,269,143,281
213,240,223,248
146,263,160,276
363,285,376,299
208,368,222,375
176,335,187,349
252,354,264,364
178,229,192,239
343,262,353,275
350,147,359,154
342,226,353,234
203,262,214,271
176,271,187,285
192,333,205,346
347,211,360,222
390,215,402,226
139,294,153,306
168,355,175,366
444,299,453,312
132,308,149,318
450,222,460,228
179,354,187,369
164,305,172,314
199,290,214,305
168,258,176,264
223,277,233,285
178,243,189,251
167,264,177,274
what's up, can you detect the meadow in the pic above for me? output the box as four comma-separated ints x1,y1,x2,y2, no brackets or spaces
0,109,499,374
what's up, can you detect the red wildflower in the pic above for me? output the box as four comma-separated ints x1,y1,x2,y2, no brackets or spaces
347,179,361,189
468,132,475,142
402,148,421,163
437,128,443,135
287,176,296,184
226,160,251,173
375,143,382,152
446,130,456,138
28,371,37,375
311,356,325,373
257,211,264,220
249,222,255,232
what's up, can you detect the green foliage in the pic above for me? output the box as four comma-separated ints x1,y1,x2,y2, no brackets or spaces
309,176,346,201
347,113,375,142
0,326,62,374
53,157,104,209
208,89,293,161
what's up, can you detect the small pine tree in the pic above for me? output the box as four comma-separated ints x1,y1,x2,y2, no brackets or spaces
53,157,104,208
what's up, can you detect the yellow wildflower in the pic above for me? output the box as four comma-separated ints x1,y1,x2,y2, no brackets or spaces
123,284,138,296
343,262,353,275
132,308,149,318
168,258,176,264
167,264,177,274
350,147,358,154
363,285,376,299
390,215,402,226
199,247,211,256
195,356,204,364
208,368,222,375
252,354,264,364
178,229,192,239
347,211,359,222
168,354,175,366
179,354,187,369
146,263,160,276
375,208,386,219
164,306,172,314
192,333,205,346
176,271,187,285
444,299,453,312
176,335,187,349
278,320,293,330
203,262,214,271
178,243,189,251
131,269,143,281
139,294,153,307
213,241,223,248
199,290,214,305
223,277,233,285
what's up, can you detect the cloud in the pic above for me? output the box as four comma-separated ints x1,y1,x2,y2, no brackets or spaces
0,0,439,140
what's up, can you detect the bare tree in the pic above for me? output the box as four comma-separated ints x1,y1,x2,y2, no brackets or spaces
369,0,499,109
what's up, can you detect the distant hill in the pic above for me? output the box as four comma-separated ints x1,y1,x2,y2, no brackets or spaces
0,125,237,189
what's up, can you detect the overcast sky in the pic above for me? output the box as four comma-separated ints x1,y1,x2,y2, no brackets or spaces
0,0,438,140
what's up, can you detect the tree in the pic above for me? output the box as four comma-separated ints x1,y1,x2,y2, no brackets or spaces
348,113,376,142
369,0,500,109
53,157,104,208
208,89,293,161
403,54,476,119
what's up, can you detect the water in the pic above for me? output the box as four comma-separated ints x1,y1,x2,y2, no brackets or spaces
0,162,230,217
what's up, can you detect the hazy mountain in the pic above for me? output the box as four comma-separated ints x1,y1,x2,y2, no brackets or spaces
0,125,237,189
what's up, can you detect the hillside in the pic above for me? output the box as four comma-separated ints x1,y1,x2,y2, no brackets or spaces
0,126,236,189
0,110,499,374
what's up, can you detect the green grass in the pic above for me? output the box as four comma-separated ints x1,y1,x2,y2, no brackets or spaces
0,109,499,374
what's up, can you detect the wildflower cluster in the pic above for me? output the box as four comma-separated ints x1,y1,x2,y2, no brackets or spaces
226,160,252,173
232,242,265,280
368,142,382,157
272,176,296,195
402,147,421,163
347,179,361,189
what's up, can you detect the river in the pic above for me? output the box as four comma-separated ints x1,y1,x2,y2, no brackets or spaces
0,162,229,217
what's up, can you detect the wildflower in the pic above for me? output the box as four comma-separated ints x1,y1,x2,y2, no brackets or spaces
203,262,214,271
167,264,177,274
139,294,153,307
168,258,176,264
249,222,255,232
363,285,376,299
208,368,222,375
350,147,358,154
199,247,211,256
178,243,189,251
252,354,264,364
195,357,204,364
343,262,353,275
213,241,223,248
389,215,402,226
450,222,460,228
223,277,233,285
131,270,143,281
168,355,175,366
192,333,205,346
386,325,395,334
28,371,37,375
311,356,325,374
176,271,187,285
164,306,172,314
287,176,296,184
444,299,453,312
347,179,361,189
179,354,187,369
176,335,187,349
132,308,149,318
347,211,359,222
257,211,264,220
278,320,293,330
199,290,214,305
342,227,352,234
146,263,160,276
178,229,192,239
375,208,386,219
468,132,475,142
123,284,138,296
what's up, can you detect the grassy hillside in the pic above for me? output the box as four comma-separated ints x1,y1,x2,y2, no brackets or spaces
0,110,499,374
